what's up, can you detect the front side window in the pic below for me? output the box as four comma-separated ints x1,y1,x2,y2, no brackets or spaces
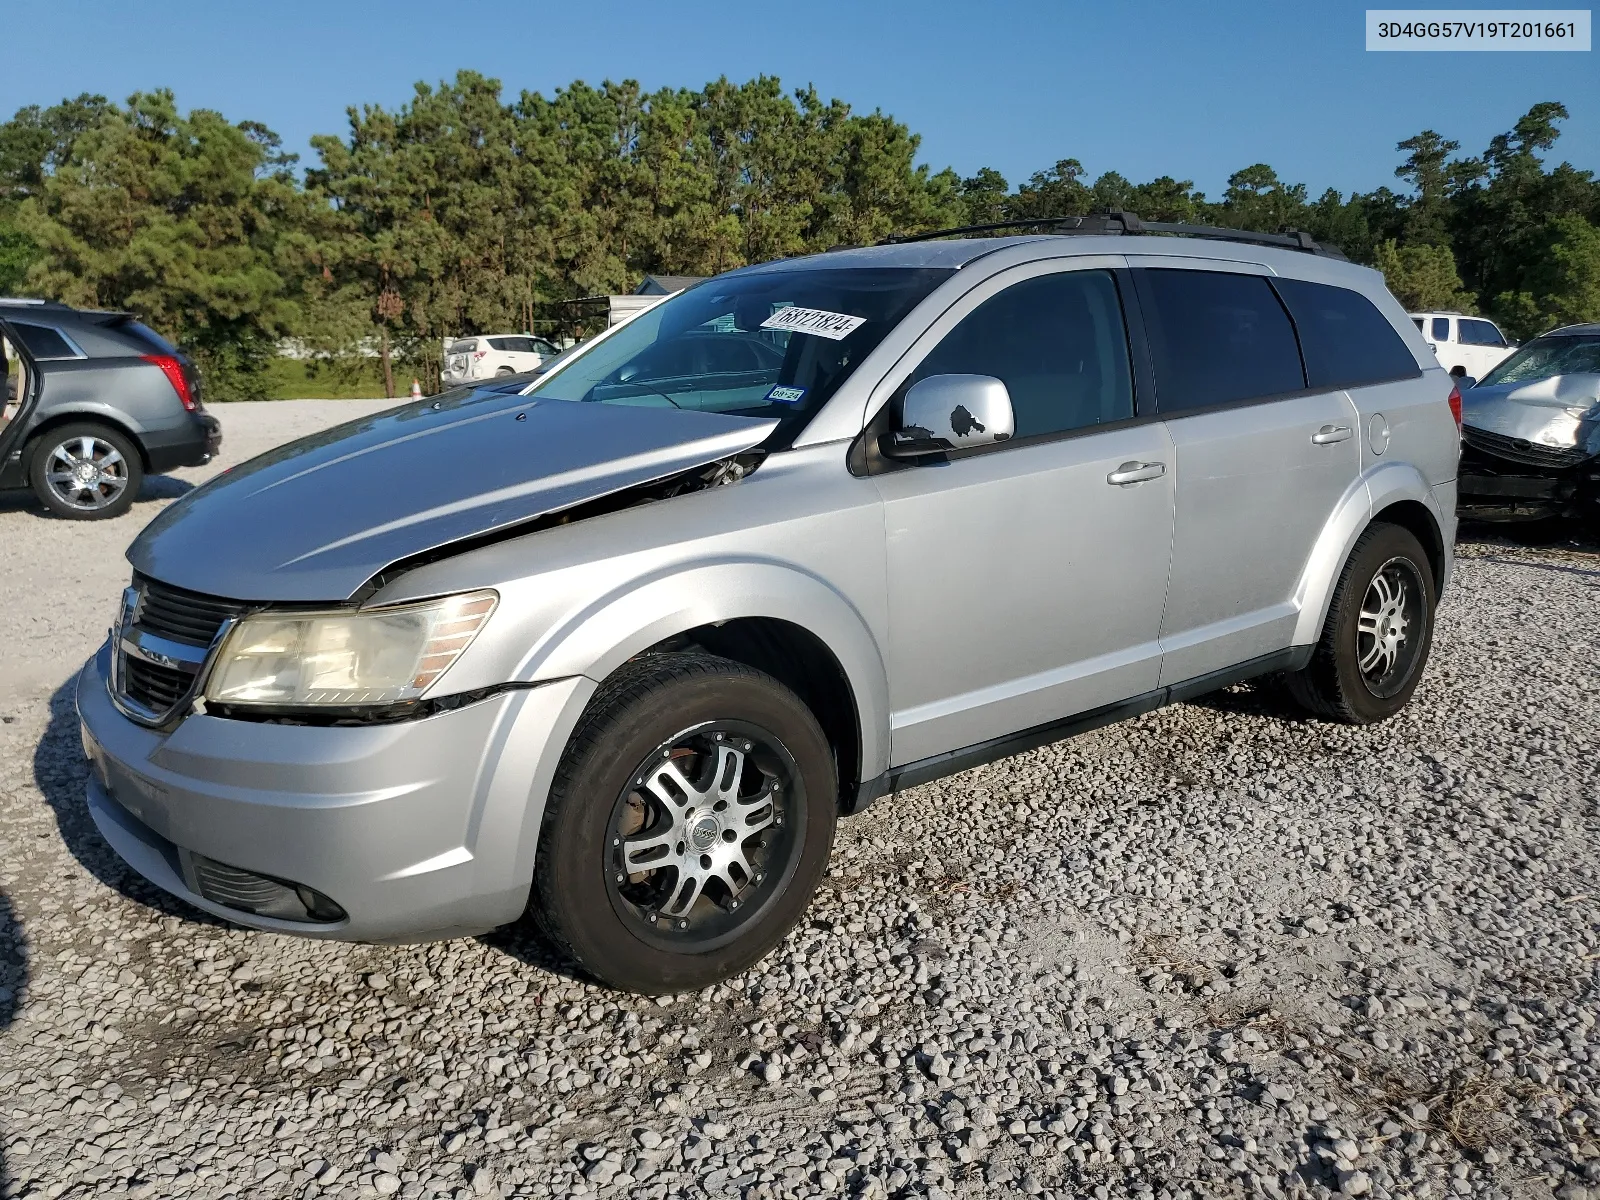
1431,317,1451,342
1138,270,1304,413
530,267,952,445
906,270,1134,440
9,322,79,360
1458,319,1506,347
1273,278,1419,389
1480,334,1600,386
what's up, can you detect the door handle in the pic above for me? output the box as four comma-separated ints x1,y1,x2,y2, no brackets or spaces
1311,424,1353,445
1106,460,1166,486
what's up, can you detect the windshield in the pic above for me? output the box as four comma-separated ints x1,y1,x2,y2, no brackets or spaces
1480,333,1600,386
529,267,953,444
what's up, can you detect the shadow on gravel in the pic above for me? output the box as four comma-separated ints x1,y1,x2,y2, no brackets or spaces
0,890,24,1193
33,675,227,929
1186,677,1313,724
477,920,595,988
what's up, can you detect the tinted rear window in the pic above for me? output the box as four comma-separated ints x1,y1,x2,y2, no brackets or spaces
8,322,79,359
1458,318,1505,347
1431,317,1451,342
1137,270,1304,413
1272,278,1420,389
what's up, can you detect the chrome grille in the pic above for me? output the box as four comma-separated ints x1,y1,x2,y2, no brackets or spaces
1461,425,1589,470
111,576,248,725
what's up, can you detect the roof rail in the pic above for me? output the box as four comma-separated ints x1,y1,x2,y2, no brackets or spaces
880,211,1347,260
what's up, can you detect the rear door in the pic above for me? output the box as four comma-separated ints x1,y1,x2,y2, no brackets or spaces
1133,263,1362,685
0,321,43,474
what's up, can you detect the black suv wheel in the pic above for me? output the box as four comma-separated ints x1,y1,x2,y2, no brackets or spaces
1285,522,1437,724
533,652,836,994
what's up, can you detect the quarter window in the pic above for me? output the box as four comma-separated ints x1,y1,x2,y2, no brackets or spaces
1273,278,1420,389
908,270,1135,440
1137,270,1304,413
1431,317,1451,342
8,322,79,360
1458,318,1506,347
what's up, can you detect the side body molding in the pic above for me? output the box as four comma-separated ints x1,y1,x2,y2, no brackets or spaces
1289,461,1446,647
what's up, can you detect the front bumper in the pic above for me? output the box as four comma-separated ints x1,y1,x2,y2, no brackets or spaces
1457,434,1599,522
76,643,595,942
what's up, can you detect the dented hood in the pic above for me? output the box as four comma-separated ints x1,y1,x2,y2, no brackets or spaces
129,391,777,602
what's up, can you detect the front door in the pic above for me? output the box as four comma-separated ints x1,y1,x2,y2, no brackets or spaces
1130,265,1363,684
872,265,1177,766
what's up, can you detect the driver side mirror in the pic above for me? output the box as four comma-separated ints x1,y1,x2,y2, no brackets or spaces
1457,375,1478,389
884,374,1015,458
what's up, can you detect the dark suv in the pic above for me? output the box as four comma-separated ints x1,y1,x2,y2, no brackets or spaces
1,299,221,519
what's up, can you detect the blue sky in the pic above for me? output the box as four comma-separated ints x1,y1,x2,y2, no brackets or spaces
7,0,1597,199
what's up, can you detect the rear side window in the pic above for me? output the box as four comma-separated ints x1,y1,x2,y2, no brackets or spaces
909,270,1135,440
8,321,80,360
1272,278,1420,389
1458,318,1506,347
1137,270,1304,413
1412,317,1424,331
1431,317,1451,342
487,337,513,352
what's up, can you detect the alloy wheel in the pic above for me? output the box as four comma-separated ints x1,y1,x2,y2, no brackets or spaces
1356,556,1426,697
604,720,804,952
43,435,132,512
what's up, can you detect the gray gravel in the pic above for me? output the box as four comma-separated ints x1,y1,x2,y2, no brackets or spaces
2,400,1599,1200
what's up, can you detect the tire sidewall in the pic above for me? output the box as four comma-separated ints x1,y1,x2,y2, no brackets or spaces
537,666,836,994
1330,526,1437,722
29,423,144,520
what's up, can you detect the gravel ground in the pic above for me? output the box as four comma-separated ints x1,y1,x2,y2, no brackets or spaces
2,400,1599,1200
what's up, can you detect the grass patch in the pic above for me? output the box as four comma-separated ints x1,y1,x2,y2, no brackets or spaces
247,356,396,401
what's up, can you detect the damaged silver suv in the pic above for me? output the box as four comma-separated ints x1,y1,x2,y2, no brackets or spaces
78,218,1461,993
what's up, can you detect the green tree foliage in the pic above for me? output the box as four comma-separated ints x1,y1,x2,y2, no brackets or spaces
2,82,1596,396
1373,240,1477,313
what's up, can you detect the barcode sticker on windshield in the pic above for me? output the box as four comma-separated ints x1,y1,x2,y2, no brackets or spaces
760,307,867,341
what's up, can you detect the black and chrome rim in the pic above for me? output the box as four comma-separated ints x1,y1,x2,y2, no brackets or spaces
1356,556,1426,698
43,435,131,511
605,720,804,953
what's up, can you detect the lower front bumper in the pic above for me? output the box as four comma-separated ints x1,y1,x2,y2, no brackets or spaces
76,645,595,942
1457,443,1599,522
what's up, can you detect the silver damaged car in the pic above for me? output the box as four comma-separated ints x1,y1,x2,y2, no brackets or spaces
78,221,1461,993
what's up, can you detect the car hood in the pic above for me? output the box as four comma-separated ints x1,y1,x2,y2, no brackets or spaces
1460,372,1600,450
129,391,777,602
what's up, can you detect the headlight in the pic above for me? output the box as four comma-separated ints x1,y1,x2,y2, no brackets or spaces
206,590,497,707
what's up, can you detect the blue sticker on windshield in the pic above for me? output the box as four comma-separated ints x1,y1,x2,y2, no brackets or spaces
765,385,807,405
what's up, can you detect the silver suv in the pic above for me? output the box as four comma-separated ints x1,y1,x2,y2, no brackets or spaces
78,220,1460,993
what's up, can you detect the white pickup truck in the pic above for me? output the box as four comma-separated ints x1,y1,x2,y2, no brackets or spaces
1409,311,1515,381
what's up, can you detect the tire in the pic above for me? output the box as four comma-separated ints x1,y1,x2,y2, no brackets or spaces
28,422,145,520
1284,522,1437,724
495,366,515,376
533,652,837,994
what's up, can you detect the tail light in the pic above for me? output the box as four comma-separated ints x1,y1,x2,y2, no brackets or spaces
142,354,196,412
1446,384,1462,429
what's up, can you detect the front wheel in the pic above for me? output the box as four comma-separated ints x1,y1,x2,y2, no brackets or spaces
28,423,145,520
533,653,836,994
1284,522,1437,724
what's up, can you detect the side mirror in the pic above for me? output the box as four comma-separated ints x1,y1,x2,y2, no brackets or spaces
885,374,1015,458
1458,375,1478,389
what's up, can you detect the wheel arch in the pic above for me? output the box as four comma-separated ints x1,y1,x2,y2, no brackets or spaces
22,410,152,472
1291,462,1448,647
520,560,891,815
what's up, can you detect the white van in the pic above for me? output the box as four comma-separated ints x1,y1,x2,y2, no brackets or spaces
1409,311,1515,380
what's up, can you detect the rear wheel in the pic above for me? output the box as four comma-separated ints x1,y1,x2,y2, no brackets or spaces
495,366,515,376
28,423,144,520
1284,523,1437,724
533,652,836,993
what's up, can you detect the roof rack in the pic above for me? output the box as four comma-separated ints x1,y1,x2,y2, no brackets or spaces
880,210,1347,260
